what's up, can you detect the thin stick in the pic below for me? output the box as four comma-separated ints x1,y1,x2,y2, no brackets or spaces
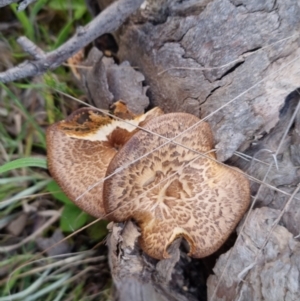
17,0,37,11
0,0,18,8
17,37,45,60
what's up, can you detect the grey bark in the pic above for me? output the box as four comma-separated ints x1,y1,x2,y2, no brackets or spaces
116,0,300,161
107,221,199,301
207,207,300,301
233,91,300,238
78,47,149,113
209,117,300,301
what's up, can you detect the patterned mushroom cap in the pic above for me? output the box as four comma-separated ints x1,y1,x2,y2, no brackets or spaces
103,113,250,259
46,103,163,218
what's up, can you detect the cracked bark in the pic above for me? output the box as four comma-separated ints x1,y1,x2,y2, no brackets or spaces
113,0,300,161
208,90,300,301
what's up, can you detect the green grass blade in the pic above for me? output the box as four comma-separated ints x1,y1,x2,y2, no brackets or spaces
30,0,48,21
52,285,68,301
0,176,43,185
0,269,51,301
0,83,46,148
24,273,70,301
0,158,47,174
53,21,74,49
0,179,51,210
10,3,35,41
49,0,86,11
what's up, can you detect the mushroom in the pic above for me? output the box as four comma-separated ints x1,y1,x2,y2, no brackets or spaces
103,113,250,259
46,102,163,218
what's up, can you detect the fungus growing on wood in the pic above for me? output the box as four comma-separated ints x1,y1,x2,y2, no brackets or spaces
46,102,163,218
103,113,250,259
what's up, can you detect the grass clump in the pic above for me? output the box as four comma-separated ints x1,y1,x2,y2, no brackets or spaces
0,1,111,299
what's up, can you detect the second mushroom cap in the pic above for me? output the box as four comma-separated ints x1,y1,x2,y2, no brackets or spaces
46,102,163,218
103,113,250,259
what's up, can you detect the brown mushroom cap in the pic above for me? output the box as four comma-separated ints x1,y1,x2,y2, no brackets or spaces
46,104,163,218
103,113,250,259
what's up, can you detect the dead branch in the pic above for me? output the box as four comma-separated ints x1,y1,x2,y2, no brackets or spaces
0,0,38,11
0,0,36,10
0,0,144,83
0,0,18,8
17,0,37,11
17,37,45,60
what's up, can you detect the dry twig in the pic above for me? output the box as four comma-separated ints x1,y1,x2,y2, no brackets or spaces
0,0,38,11
0,0,144,83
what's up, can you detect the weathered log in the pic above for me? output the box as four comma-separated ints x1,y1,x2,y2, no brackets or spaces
116,0,300,161
207,207,300,301
107,221,198,301
102,89,300,301
209,94,300,298
100,0,300,300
